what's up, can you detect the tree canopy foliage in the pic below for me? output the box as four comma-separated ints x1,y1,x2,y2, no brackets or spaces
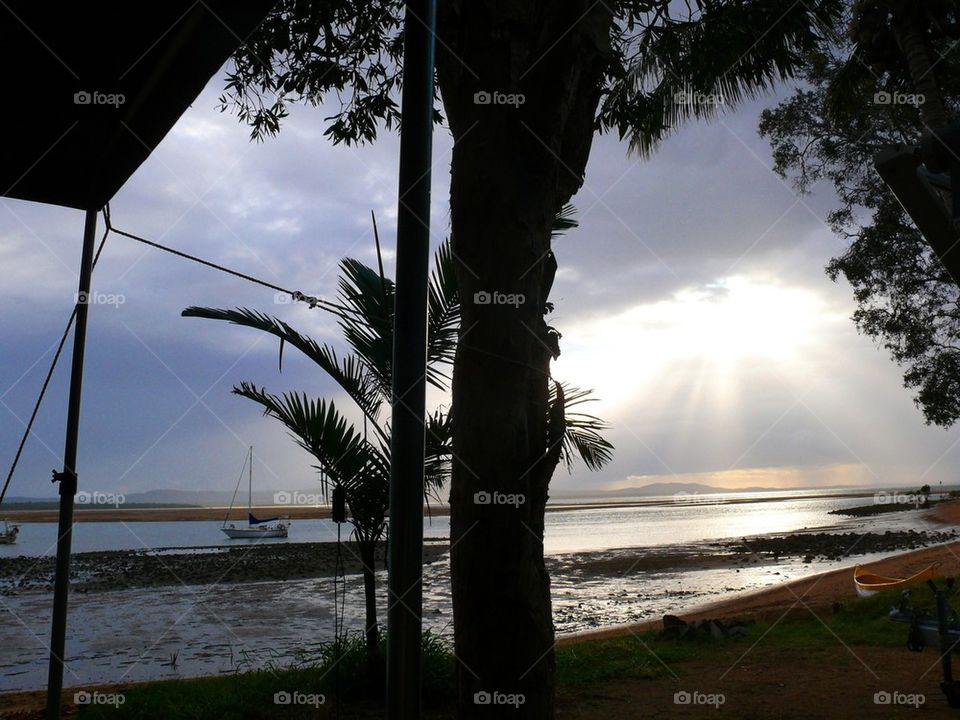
760,3,960,426
223,0,843,152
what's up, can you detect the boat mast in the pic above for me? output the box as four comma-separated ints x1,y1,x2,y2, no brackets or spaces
247,446,253,522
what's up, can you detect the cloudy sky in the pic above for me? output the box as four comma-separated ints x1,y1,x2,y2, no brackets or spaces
2,70,959,500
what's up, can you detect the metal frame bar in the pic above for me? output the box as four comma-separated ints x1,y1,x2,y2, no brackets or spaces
45,208,98,720
387,0,437,716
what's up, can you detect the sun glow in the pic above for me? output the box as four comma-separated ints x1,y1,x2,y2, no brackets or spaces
655,277,821,363
554,276,827,410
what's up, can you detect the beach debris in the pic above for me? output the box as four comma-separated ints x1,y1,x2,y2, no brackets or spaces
662,614,688,638
661,615,752,641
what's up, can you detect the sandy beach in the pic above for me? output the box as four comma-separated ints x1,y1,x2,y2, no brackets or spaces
562,533,960,647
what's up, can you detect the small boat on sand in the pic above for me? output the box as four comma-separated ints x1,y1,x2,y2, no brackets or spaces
854,563,940,597
0,521,20,544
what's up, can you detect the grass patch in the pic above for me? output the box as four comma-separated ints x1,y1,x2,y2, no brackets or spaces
75,585,940,718
76,631,454,720
752,582,938,650
556,634,701,688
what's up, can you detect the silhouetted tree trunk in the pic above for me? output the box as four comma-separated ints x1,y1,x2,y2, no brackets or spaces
436,3,612,717
893,10,948,128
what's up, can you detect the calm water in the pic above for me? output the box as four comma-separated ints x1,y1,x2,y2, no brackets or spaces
0,517,448,558
0,491,874,558
0,491,933,692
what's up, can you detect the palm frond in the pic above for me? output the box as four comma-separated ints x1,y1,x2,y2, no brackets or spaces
604,0,843,155
551,204,579,238
424,408,453,499
182,306,389,442
550,382,614,472
824,47,879,124
233,382,392,525
426,240,460,387
234,382,388,486
335,257,395,395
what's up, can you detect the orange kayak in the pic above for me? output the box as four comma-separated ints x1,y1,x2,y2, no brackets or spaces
854,563,940,597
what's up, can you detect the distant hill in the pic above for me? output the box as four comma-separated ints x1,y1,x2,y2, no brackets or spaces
552,481,868,498
597,482,774,497
2,496,59,504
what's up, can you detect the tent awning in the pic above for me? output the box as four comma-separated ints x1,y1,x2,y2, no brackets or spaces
0,1,276,211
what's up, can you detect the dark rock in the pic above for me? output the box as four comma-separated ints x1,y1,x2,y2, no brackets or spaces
662,614,689,638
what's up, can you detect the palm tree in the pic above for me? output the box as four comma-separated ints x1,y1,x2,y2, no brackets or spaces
182,210,612,681
184,244,450,686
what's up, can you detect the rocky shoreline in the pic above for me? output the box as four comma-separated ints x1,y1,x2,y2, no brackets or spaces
2,528,954,596
712,529,957,563
0,540,450,595
828,501,938,517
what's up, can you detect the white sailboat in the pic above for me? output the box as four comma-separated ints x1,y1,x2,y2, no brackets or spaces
221,447,289,540
0,521,20,545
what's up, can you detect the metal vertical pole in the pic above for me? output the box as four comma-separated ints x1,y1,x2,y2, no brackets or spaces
45,208,98,720
387,0,436,716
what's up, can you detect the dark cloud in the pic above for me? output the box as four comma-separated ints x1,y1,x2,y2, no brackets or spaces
2,78,959,500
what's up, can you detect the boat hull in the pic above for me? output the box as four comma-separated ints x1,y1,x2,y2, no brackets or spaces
0,525,19,545
220,447,289,540
854,564,939,597
221,525,288,539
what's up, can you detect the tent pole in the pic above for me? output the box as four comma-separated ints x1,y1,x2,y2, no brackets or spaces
387,0,436,716
45,208,98,720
